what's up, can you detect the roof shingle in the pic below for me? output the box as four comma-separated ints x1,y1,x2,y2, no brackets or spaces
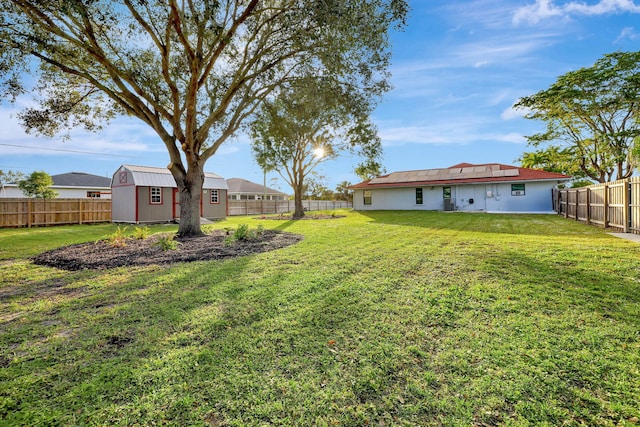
349,163,571,189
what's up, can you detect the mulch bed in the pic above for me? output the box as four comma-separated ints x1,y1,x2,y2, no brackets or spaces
32,229,303,271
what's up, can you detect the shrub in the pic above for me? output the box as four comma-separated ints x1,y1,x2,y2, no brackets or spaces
154,234,180,251
224,224,265,246
234,223,251,241
105,226,128,247
132,226,151,240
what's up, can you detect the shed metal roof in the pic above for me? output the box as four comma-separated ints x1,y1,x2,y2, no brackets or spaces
113,165,228,189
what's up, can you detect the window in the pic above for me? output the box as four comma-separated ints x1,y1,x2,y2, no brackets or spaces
210,189,219,204
150,187,162,204
443,187,451,199
363,190,372,205
511,183,525,196
416,188,423,205
87,191,101,198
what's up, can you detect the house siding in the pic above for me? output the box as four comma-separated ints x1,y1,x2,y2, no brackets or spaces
354,182,557,213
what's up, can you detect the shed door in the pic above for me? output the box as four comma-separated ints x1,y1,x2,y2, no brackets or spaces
172,188,205,219
173,188,180,219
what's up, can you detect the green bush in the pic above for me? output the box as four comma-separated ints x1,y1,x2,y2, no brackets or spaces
224,224,265,246
154,235,180,251
132,226,151,240
105,226,128,247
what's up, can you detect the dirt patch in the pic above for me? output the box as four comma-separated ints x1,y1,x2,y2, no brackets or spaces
32,229,303,271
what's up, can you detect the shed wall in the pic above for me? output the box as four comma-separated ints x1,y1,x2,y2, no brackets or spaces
111,185,136,222
137,186,174,222
202,189,227,219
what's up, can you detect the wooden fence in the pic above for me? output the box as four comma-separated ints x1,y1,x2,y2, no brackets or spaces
0,198,351,228
227,200,352,216
0,198,111,228
554,177,640,234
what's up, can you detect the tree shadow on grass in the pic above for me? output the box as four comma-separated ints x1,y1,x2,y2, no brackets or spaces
0,253,383,425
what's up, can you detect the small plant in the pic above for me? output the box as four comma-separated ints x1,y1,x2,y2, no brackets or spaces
234,223,251,241
132,226,151,240
105,226,128,247
154,234,180,251
224,224,265,246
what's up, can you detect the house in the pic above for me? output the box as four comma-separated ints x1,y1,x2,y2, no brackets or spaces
349,163,571,213
111,164,228,223
226,178,288,201
0,172,112,198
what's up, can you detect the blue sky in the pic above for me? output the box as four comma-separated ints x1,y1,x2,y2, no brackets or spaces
1,0,640,192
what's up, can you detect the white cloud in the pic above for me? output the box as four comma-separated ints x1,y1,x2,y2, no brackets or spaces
514,0,640,25
501,104,531,120
0,105,162,158
614,26,640,42
378,116,520,146
496,132,526,144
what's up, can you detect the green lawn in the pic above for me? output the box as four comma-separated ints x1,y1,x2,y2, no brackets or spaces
1,211,639,426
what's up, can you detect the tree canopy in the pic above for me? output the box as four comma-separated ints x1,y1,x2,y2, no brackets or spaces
0,0,407,235
17,171,57,199
250,76,384,218
515,51,640,183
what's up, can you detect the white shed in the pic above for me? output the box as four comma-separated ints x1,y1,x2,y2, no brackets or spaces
111,164,228,223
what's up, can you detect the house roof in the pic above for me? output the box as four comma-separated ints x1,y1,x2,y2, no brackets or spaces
52,172,111,188
226,178,287,195
349,163,571,189
112,165,228,189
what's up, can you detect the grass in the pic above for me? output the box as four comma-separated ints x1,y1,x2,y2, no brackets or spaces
1,211,639,426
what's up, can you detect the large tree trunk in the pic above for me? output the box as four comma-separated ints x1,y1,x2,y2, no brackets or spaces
293,182,305,219
175,167,205,237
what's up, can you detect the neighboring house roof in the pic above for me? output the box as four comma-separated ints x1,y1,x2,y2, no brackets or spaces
226,178,286,196
349,163,571,189
52,172,111,188
112,164,228,189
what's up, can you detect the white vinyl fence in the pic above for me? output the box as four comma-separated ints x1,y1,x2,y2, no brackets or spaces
227,200,351,216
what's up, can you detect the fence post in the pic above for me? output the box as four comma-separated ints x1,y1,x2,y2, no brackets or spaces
623,179,630,233
603,183,609,228
585,188,590,225
27,198,32,228
79,199,83,225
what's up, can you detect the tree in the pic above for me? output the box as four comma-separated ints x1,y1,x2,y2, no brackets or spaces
17,171,58,199
515,51,640,183
0,169,25,196
0,0,407,236
335,181,353,202
0,169,24,185
304,172,332,200
250,75,385,218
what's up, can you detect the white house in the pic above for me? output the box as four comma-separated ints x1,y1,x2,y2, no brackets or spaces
349,163,571,213
111,164,228,223
0,172,112,198
226,178,288,201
